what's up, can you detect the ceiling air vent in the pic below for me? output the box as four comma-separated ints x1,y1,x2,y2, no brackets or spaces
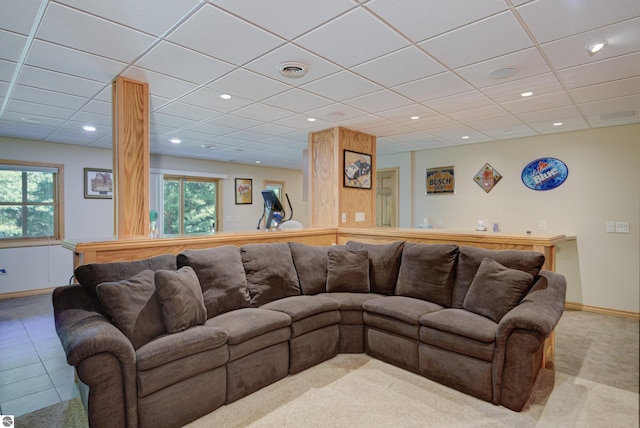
600,110,637,121
278,62,308,78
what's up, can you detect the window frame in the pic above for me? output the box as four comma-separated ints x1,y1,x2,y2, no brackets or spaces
162,174,220,236
0,159,64,248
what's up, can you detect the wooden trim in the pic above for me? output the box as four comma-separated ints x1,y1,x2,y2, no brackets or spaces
0,287,57,300
565,301,640,320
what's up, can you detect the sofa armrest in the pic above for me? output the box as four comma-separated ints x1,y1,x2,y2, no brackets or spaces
53,285,138,428
497,270,567,341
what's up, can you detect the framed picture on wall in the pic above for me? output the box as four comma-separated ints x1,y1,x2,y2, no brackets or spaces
343,150,372,189
84,168,113,199
235,178,253,204
426,166,455,194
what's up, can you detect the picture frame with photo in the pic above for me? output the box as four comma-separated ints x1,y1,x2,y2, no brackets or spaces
84,168,113,199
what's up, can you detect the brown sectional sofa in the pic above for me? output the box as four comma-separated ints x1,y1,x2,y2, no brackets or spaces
53,240,566,427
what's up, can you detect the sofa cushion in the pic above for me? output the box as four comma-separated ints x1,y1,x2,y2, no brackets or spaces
260,295,340,321
320,292,385,310
345,241,404,295
177,246,250,318
363,296,444,325
154,266,207,333
326,247,370,293
462,258,535,322
95,269,165,350
452,246,545,309
241,243,301,307
205,308,291,345
75,254,176,305
395,243,459,307
288,242,329,295
420,308,497,343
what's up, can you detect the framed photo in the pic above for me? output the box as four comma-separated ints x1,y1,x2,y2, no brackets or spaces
343,150,372,189
473,163,502,193
235,178,252,204
426,166,455,194
84,168,113,199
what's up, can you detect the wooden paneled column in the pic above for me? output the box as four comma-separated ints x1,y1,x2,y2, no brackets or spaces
112,76,150,238
308,127,376,227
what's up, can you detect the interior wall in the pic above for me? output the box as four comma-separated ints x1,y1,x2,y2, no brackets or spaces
379,124,640,313
0,137,307,294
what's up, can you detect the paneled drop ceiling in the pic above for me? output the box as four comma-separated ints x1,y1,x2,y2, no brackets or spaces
1,0,639,169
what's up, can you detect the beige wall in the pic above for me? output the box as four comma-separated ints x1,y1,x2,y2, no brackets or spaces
379,124,640,313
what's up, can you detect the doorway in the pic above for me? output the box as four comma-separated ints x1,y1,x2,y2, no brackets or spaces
376,168,398,227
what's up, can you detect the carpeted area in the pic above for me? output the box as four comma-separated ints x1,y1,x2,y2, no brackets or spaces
14,396,87,428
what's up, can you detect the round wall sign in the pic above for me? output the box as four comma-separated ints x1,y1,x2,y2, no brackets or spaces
521,157,568,191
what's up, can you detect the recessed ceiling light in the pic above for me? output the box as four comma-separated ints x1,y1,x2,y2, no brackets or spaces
83,125,96,132
307,117,316,122
489,67,518,79
169,138,181,144
255,160,261,164
410,116,420,120
553,122,563,127
587,41,607,55
462,135,470,140
220,94,231,100
521,91,534,97
201,144,216,149
278,62,308,78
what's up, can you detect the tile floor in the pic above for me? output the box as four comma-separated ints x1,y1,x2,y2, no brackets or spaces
0,291,638,418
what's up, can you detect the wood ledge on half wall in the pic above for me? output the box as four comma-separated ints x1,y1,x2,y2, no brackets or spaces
63,226,568,271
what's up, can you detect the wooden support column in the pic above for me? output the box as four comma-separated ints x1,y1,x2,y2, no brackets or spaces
308,126,376,227
112,76,150,238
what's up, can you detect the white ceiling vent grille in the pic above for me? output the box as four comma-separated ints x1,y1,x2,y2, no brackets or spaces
278,62,308,78
600,110,637,121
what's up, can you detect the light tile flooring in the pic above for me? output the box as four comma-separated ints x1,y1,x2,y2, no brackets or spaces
0,292,638,418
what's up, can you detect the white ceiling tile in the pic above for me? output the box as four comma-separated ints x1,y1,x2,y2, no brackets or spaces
420,12,532,69
0,0,42,35
205,114,263,130
11,85,86,110
558,53,640,89
56,0,202,36
186,122,237,137
528,116,589,134
135,42,234,85
428,91,493,114
367,0,507,42
6,99,74,120
207,69,290,101
569,77,640,103
82,100,112,116
248,123,297,137
429,125,491,144
407,114,458,131
244,44,341,86
481,125,537,140
447,104,510,123
36,3,156,63
515,105,583,124
0,59,16,82
542,18,640,71
16,65,106,98
394,72,473,103
301,71,382,102
480,73,564,103
232,102,296,122
151,112,197,130
1,111,65,127
0,30,26,63
155,102,223,122
455,48,551,89
366,122,416,138
502,92,574,115
26,40,126,83
352,46,445,87
375,104,438,123
179,87,253,113
517,0,640,44
579,94,640,118
70,111,112,127
213,0,356,40
168,4,285,66
296,8,408,68
300,103,367,123
262,89,332,113
122,66,197,99
344,90,413,113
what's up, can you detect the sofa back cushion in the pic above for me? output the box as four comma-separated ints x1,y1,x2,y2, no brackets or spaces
345,241,404,295
395,243,459,307
75,254,177,310
326,247,370,293
240,242,301,307
96,269,166,350
177,246,250,318
288,242,330,295
451,246,545,309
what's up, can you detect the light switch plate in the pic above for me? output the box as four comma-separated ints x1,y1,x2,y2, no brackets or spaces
606,221,616,233
341,213,346,223
355,212,365,222
615,221,630,233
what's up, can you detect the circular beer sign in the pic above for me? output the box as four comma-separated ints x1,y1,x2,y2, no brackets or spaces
521,157,568,191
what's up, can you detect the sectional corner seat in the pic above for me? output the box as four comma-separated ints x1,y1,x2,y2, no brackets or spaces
53,240,567,428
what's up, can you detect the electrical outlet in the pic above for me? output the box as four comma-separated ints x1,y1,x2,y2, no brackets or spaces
615,221,630,233
341,213,347,223
606,222,615,233
538,220,547,230
0,269,6,275
355,212,365,222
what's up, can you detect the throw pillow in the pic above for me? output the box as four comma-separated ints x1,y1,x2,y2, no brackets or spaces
241,242,301,307
326,247,370,293
395,242,459,307
154,266,207,333
96,269,165,350
345,240,404,295
288,242,331,295
177,246,251,318
463,258,535,323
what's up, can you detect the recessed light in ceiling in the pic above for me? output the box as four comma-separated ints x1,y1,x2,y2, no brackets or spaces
220,94,231,100
553,122,563,127
255,160,261,164
21,117,42,124
521,91,534,97
169,138,181,144
488,67,518,79
461,135,470,140
587,41,607,56
307,117,316,122
410,116,420,120
83,125,96,132
278,62,308,78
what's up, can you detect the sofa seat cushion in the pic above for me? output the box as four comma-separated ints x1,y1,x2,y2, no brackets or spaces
260,295,339,321
345,241,405,295
420,308,497,343
136,326,229,398
205,308,291,345
320,292,385,310
363,296,443,339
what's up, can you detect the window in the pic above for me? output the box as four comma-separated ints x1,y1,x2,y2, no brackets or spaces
0,160,64,246
163,175,218,236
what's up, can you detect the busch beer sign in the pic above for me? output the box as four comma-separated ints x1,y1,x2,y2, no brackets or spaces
426,166,455,194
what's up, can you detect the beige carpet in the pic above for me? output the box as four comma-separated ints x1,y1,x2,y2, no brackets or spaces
15,354,639,427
